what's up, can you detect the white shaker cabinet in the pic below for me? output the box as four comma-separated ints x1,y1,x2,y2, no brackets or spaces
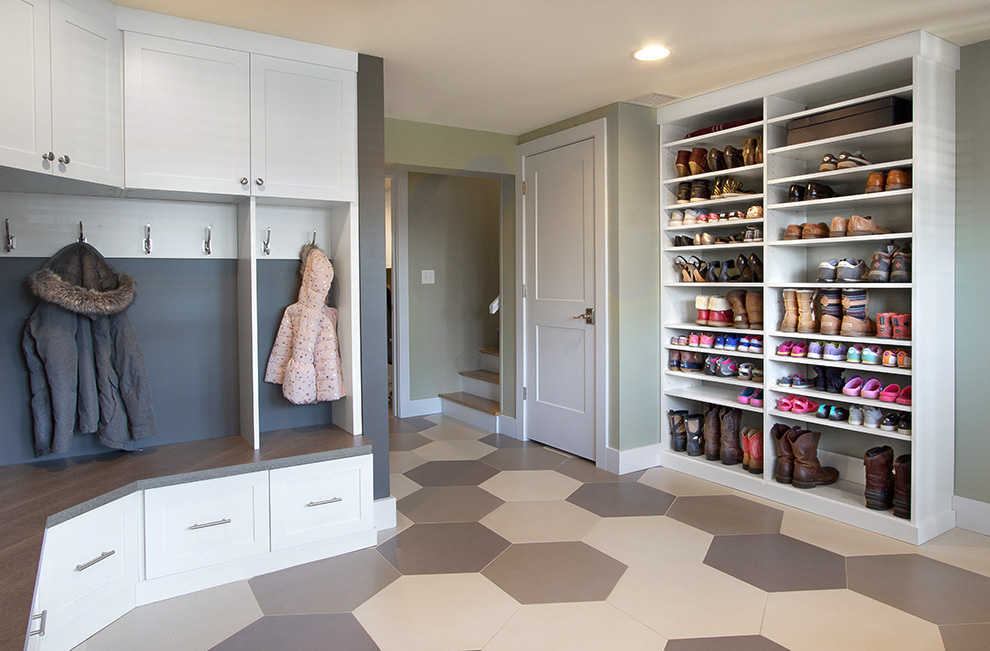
0,0,122,186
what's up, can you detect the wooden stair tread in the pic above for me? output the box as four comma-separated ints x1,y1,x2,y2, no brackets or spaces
459,369,499,384
479,347,500,357
439,392,502,415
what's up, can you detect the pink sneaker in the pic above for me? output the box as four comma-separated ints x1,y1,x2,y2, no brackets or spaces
699,333,716,348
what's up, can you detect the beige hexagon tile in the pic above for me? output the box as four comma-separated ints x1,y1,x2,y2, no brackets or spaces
920,527,990,578
390,472,421,500
780,508,917,557
390,450,427,474
414,439,496,461
762,589,944,651
480,500,601,543
420,416,491,441
607,564,767,639
638,467,735,496
376,510,413,545
480,469,582,502
483,601,667,650
583,515,714,568
353,573,519,651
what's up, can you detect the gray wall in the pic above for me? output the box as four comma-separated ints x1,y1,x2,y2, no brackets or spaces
955,38,990,505
407,172,501,400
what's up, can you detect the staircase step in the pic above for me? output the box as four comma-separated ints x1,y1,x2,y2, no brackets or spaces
438,392,501,416
479,347,500,357
459,369,499,385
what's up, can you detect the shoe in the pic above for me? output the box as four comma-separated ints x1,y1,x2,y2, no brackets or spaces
864,407,884,428
895,385,912,405
897,349,911,368
708,148,727,172
807,341,824,359
790,430,840,489
720,408,743,465
724,145,744,169
848,405,865,426
862,345,882,365
669,409,689,452
776,340,795,356
891,246,912,282
790,397,819,414
864,446,894,510
738,387,757,404
724,333,741,350
881,413,899,431
861,377,883,400
668,349,681,372
806,182,836,200
879,383,901,403
683,209,701,225
777,395,796,411
791,375,812,389
829,406,850,421
778,375,793,387
690,180,711,202
705,354,718,375
772,424,797,484
717,356,739,377
746,205,763,220
892,313,911,340
688,332,700,347
788,184,806,202
681,352,704,372
816,403,831,419
819,153,839,171
686,413,705,457
897,414,911,434
688,148,709,175
714,336,726,350
846,344,864,363
842,375,864,396
849,215,891,236
675,150,692,177
818,259,839,282
823,342,847,361
669,210,684,227
836,258,867,282
868,243,896,282
743,137,760,166
801,222,830,239
676,182,692,203
790,341,809,358
886,169,912,191
836,151,871,168
783,224,802,240
738,336,752,352
875,312,895,338
865,172,886,193
699,332,716,348
829,216,848,237
893,454,911,518
750,390,764,408
748,336,763,354
882,349,898,367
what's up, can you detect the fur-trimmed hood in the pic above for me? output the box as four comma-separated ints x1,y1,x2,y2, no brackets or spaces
28,242,135,316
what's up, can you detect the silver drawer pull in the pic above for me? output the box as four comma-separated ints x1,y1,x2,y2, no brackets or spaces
75,550,115,572
306,497,342,507
190,518,232,530
29,611,47,637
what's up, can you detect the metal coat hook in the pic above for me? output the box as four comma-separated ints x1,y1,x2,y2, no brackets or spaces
310,230,317,246
78,221,86,243
4,219,14,253
204,225,213,255
263,227,271,255
143,224,153,255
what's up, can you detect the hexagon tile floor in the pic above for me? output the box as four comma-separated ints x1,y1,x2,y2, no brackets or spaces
73,415,990,651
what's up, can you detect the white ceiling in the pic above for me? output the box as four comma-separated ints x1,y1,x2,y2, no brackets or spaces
115,0,990,135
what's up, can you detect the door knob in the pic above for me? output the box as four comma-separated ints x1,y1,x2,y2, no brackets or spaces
58,155,70,165
571,308,595,325
255,178,264,186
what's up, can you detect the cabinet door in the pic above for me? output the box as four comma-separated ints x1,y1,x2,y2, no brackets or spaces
50,0,122,186
0,0,53,173
124,32,250,195
250,54,356,201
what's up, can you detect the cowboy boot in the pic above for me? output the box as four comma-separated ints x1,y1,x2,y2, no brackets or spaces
781,289,798,332
685,413,705,457
726,289,749,329
863,445,894,510
796,289,819,333
703,405,721,461
791,430,840,489
747,429,764,474
668,409,688,452
719,407,743,465
840,288,874,337
818,288,843,336
772,423,795,484
893,454,911,518
740,427,751,470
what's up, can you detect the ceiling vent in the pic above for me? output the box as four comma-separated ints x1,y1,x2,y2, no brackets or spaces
626,92,680,108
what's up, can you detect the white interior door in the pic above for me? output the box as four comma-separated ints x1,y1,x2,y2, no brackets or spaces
522,136,598,460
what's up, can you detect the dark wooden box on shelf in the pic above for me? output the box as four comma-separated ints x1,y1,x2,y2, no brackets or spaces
786,97,912,145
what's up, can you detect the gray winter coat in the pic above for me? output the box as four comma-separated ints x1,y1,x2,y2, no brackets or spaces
22,243,158,456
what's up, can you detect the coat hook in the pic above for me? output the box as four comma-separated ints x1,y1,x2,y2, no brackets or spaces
143,224,153,255
310,229,317,246
78,221,86,243
263,227,271,256
204,225,213,255
4,219,14,253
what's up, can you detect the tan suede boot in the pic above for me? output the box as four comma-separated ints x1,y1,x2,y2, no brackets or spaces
781,289,798,332
796,289,819,333
725,290,749,329
745,292,763,330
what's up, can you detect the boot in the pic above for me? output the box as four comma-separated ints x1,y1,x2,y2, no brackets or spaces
719,407,743,465
863,445,894,510
790,430,840,489
741,427,752,470
725,290,749,329
892,313,911,340
696,295,712,325
685,414,705,457
825,367,845,394
704,405,722,460
840,288,873,337
796,289,819,333
745,292,763,330
876,312,895,338
668,409,688,452
772,424,795,484
781,289,798,332
818,288,843,336
811,366,827,392
707,296,733,327
748,429,764,474
893,454,911,518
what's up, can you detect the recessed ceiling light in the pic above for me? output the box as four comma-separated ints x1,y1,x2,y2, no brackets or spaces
633,45,671,61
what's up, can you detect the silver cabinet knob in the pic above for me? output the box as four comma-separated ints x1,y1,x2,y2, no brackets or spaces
239,177,249,185
255,178,264,186
42,152,54,162
58,155,70,165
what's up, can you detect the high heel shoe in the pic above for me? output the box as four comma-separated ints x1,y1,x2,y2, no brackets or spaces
688,256,708,283
674,256,693,282
737,255,753,282
749,253,763,282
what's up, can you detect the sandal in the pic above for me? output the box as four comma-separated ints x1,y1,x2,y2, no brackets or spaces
738,363,754,381
738,387,756,404
752,368,763,382
777,395,796,411
879,383,901,403
674,256,693,283
791,396,819,414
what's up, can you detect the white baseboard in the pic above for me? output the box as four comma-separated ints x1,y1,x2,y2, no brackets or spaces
496,415,518,437
374,496,397,530
605,443,662,476
953,495,990,536
397,397,441,418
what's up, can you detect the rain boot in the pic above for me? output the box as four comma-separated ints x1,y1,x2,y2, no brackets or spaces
893,454,911,518
791,430,840,489
703,405,721,461
863,445,894,510
772,423,795,484
719,407,743,465
668,409,688,452
781,289,798,332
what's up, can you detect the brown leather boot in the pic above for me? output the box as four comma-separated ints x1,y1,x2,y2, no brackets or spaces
772,424,795,483
745,292,763,330
791,430,840,489
703,405,721,461
781,290,798,332
725,289,749,329
719,408,743,465
668,409,688,452
747,429,763,474
685,414,705,457
796,289,819,333
893,454,911,518
863,445,894,510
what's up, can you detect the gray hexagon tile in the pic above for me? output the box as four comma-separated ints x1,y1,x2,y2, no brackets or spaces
376,522,510,575
663,636,789,651
397,485,504,523
388,415,436,433
403,459,500,487
248,548,399,615
480,446,569,470
481,541,626,604
388,430,431,451
666,495,783,535
566,482,675,517
704,533,846,592
479,432,542,448
847,554,990,625
210,613,378,650
940,622,990,650
554,457,645,483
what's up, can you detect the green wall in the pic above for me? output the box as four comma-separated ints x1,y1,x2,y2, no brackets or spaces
955,39,990,505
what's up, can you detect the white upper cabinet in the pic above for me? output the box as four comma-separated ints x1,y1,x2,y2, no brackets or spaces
123,32,251,196
251,54,356,201
0,0,121,186
124,33,356,201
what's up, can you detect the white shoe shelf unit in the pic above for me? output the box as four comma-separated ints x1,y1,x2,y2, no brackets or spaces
657,32,958,544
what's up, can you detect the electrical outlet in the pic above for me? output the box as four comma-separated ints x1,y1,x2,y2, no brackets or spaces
422,270,435,284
